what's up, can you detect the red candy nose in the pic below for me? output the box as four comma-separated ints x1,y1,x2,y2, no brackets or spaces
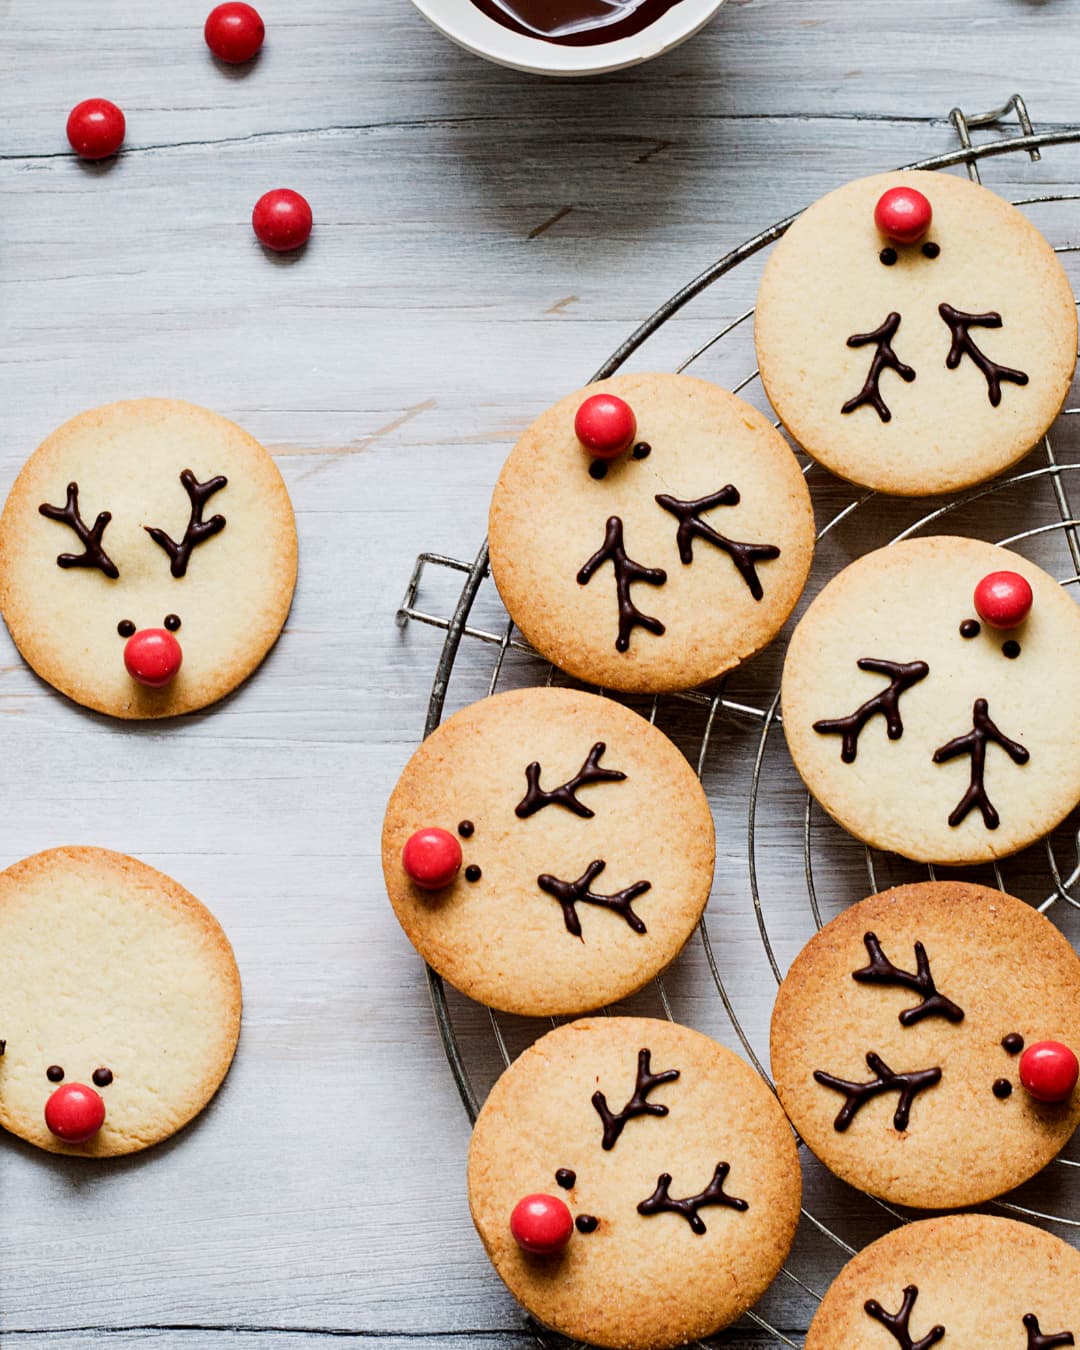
124,629,183,688
1020,1041,1079,1103
574,394,637,460
510,1194,574,1255
973,571,1033,630
402,827,462,890
44,1083,106,1143
874,186,933,244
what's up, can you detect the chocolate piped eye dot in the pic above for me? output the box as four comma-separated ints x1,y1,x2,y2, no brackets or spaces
1002,1032,1025,1055
589,460,609,481
575,1214,599,1234
992,1077,1013,1100
631,441,652,460
117,619,136,638
921,241,941,259
163,614,181,632
92,1067,113,1088
878,247,898,267
465,864,482,883
46,1065,64,1083
555,1168,576,1190
1002,640,1021,659
959,618,981,638
457,820,474,838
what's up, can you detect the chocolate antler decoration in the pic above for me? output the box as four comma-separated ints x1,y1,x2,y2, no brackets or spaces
813,658,930,763
841,312,916,422
654,487,781,601
853,933,964,1027
637,1162,748,1234
864,1286,945,1350
932,697,1029,830
39,482,120,579
939,304,1029,406
814,1052,942,1132
537,860,650,939
145,469,228,577
577,516,666,653
1024,1314,1075,1349
592,1048,680,1150
516,742,626,819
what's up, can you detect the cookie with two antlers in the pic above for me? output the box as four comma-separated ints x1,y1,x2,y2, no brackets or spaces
0,399,297,717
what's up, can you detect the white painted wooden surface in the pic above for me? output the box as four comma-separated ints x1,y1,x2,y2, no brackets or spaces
2,1,1079,1345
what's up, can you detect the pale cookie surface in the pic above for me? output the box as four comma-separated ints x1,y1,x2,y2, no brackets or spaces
781,536,1080,864
382,688,714,1016
488,373,815,693
770,882,1080,1209
805,1214,1079,1348
0,846,242,1157
755,170,1077,495
468,1017,802,1350
0,398,298,718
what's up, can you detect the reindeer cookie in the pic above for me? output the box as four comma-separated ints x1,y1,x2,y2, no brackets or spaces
0,847,241,1157
382,687,714,1016
0,399,297,718
770,882,1080,1209
488,373,815,693
468,1017,801,1350
781,536,1080,864
755,170,1077,497
806,1215,1079,1348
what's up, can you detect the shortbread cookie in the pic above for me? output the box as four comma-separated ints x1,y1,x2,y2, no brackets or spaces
0,398,297,718
781,536,1080,864
756,170,1077,496
770,881,1080,1209
805,1214,1079,1348
0,846,242,1157
382,687,715,1016
488,373,815,693
468,1017,801,1350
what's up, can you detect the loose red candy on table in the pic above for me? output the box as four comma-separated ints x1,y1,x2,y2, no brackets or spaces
574,394,637,460
873,186,933,244
510,1194,573,1255
1020,1041,1079,1103
44,1082,107,1143
66,98,126,160
402,828,462,890
973,570,1033,630
252,188,313,252
204,3,266,63
124,629,184,688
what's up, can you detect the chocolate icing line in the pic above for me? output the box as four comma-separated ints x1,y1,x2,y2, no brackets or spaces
852,933,964,1026
813,658,929,763
39,482,119,579
592,1048,679,1150
814,1052,941,1133
841,312,916,422
516,742,626,819
864,1286,945,1350
932,697,1029,830
577,516,666,654
536,860,650,939
939,304,1029,407
654,487,780,601
637,1162,748,1234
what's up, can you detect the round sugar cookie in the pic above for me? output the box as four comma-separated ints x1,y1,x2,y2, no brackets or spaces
805,1215,1079,1348
781,536,1080,864
0,846,242,1157
468,1017,802,1350
382,687,715,1017
755,169,1077,495
0,398,298,718
488,373,815,693
770,881,1080,1209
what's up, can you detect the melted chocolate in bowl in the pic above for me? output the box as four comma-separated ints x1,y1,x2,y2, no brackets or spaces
469,0,688,45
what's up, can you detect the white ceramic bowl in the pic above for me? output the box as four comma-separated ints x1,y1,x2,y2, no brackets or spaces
409,0,726,77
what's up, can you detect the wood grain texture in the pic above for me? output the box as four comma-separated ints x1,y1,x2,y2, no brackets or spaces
1,0,1078,1344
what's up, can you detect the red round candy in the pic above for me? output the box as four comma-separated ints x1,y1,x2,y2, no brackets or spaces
124,629,183,688
973,570,1033,630
574,394,637,460
1020,1041,1079,1103
44,1083,107,1143
204,3,265,63
66,99,126,161
402,828,462,890
252,189,313,252
510,1194,573,1255
874,186,933,244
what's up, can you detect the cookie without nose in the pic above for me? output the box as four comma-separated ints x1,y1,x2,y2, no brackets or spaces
755,169,1077,495
382,687,715,1017
770,882,1080,1209
488,372,815,693
0,398,298,718
0,846,242,1157
468,1017,802,1350
781,535,1080,864
805,1215,1080,1347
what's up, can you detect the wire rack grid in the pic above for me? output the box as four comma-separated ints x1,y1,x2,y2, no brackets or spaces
397,95,1080,1348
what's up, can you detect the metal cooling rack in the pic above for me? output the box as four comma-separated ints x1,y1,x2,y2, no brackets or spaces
397,95,1080,1348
